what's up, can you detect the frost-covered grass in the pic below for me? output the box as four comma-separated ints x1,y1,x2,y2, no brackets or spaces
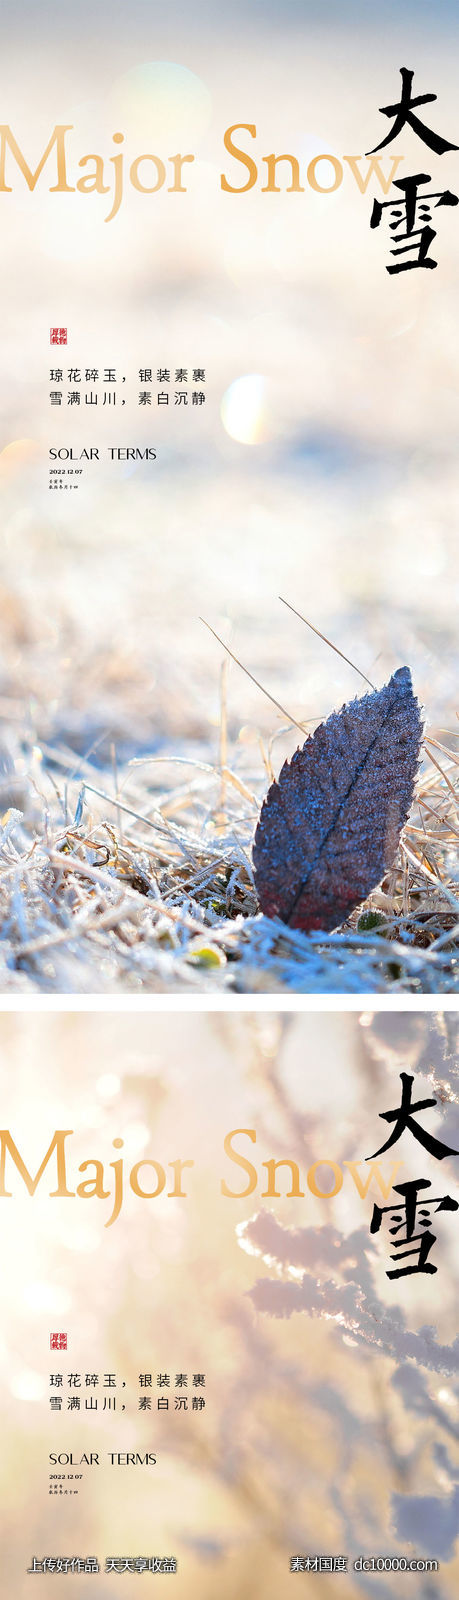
0,709,457,993
0,453,457,993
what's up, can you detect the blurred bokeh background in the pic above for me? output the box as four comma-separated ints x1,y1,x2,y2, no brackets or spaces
0,0,458,769
0,1009,458,1597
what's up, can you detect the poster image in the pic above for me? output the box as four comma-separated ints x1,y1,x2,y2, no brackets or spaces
0,3,457,994
0,1008,458,1595
0,2,458,1594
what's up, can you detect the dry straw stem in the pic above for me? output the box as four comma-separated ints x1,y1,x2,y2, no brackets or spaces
0,695,457,992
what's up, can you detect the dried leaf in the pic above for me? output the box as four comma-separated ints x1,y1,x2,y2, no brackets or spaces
253,667,422,933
